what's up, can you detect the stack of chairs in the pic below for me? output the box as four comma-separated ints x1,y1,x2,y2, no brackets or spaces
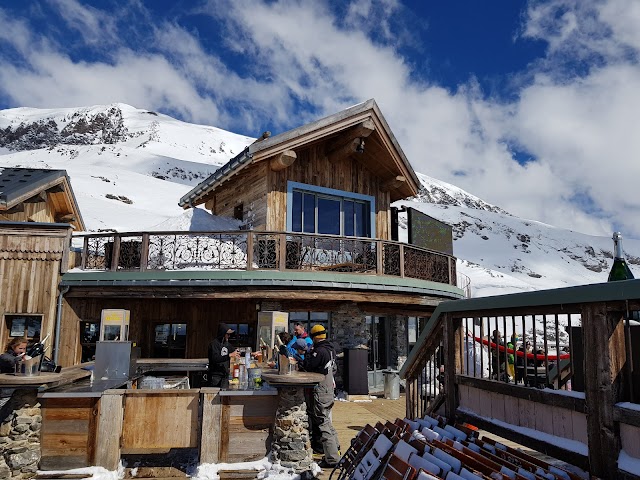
329,414,581,480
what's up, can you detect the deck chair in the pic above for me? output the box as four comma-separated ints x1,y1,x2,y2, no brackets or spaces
421,451,452,476
378,454,417,480
414,471,439,480
407,452,441,478
330,424,379,480
408,438,429,455
458,468,484,480
393,440,418,463
352,433,395,480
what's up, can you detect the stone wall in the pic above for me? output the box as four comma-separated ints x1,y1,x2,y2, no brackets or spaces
389,315,408,370
329,304,369,351
0,388,41,479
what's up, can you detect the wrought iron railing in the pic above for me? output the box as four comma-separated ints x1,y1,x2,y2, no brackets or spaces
76,230,461,287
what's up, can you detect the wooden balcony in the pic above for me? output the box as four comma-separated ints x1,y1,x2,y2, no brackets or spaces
75,230,468,291
401,279,640,479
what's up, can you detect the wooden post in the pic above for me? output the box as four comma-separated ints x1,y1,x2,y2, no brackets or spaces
278,233,287,271
246,232,254,271
110,235,121,271
200,388,222,464
376,240,383,274
399,244,405,278
82,236,88,269
582,303,624,478
95,390,124,471
140,233,149,271
444,315,461,423
406,377,414,419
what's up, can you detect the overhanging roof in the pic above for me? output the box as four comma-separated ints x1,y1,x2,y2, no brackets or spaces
0,167,85,230
179,99,421,208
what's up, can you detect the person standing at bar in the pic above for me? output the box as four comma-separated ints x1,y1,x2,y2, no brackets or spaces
302,325,340,468
208,323,240,388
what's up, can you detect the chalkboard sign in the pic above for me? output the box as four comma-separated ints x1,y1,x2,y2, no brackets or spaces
407,207,453,255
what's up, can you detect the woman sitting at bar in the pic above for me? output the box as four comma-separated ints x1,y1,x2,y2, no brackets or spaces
0,337,30,374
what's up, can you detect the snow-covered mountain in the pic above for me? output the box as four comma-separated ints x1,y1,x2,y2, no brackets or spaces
1,104,636,297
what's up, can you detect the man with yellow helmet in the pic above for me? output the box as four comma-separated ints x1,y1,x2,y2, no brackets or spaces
302,324,340,467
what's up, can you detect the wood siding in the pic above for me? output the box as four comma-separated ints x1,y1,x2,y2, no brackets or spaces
267,143,391,239
58,297,258,366
208,139,392,239
211,162,269,231
0,226,71,351
458,383,589,445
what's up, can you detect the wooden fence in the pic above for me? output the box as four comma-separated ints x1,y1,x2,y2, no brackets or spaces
401,279,640,479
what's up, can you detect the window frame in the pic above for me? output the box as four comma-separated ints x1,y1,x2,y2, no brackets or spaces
286,181,376,238
4,314,43,341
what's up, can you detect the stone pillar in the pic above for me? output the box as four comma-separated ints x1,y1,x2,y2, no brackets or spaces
389,315,408,369
0,388,41,479
270,387,312,475
330,304,369,351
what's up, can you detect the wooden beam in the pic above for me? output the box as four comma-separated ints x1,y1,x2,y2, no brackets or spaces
5,203,24,213
381,176,406,191
269,150,297,171
24,192,47,203
95,390,124,470
200,388,223,463
55,213,77,223
46,184,66,194
327,138,361,164
326,119,376,163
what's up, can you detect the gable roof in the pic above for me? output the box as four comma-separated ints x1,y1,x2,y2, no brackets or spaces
179,99,421,208
0,167,85,230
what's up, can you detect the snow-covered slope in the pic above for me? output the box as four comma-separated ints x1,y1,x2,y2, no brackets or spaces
1,104,635,297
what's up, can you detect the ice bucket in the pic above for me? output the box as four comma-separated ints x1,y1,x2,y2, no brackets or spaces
14,355,41,376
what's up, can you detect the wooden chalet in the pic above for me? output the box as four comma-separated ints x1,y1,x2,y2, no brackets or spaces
57,100,466,391
0,167,85,361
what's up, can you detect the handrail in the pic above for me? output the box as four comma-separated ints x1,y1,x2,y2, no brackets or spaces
72,229,461,287
401,279,640,479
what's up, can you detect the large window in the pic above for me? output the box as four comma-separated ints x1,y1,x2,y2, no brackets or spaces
153,323,187,358
288,311,330,338
288,182,374,238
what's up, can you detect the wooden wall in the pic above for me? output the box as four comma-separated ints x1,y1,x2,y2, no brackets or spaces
268,143,391,239
40,397,99,469
458,384,589,446
2,197,55,224
208,139,392,239
211,162,269,231
0,225,71,352
58,297,258,366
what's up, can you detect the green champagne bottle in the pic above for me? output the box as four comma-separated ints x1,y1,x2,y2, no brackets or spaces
608,232,635,281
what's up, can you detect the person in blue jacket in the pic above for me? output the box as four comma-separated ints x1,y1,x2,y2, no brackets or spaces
286,322,313,355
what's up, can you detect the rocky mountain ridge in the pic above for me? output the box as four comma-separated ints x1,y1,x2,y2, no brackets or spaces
0,103,636,296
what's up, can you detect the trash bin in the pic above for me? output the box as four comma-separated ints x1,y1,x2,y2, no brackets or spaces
383,369,400,400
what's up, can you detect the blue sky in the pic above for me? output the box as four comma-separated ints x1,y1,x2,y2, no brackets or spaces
1,0,640,239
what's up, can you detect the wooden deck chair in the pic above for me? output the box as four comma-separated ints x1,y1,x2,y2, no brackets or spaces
414,471,440,480
352,432,395,480
330,424,379,480
408,438,429,455
379,454,417,480
407,452,442,478
430,440,499,478
421,451,452,476
458,468,486,480
393,439,418,463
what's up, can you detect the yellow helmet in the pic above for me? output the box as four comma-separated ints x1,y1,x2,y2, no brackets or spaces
310,324,327,340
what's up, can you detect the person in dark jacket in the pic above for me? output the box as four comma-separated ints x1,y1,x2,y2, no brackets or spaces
302,325,340,468
0,337,29,374
208,323,240,388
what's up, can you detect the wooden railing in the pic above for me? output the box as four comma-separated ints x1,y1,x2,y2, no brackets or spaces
401,280,640,479
74,230,460,286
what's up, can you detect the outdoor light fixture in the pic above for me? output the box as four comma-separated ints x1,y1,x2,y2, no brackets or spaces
355,138,365,153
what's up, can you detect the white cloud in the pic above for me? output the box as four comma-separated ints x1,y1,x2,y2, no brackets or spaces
1,0,639,239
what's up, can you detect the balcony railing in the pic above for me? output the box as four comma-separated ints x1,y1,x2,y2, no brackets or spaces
75,230,461,287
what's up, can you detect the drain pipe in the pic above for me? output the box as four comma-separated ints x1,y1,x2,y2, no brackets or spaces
53,285,70,365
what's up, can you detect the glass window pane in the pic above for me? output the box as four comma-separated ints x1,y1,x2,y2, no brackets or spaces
344,200,355,236
317,197,340,235
354,202,370,237
292,191,302,232
310,312,329,320
303,194,315,233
